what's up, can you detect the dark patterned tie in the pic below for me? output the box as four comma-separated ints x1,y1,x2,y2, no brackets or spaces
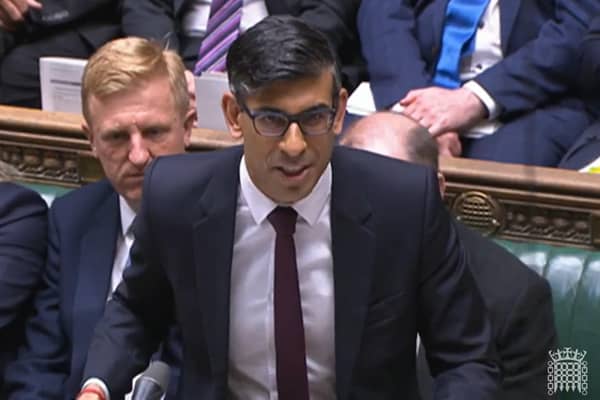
193,0,242,74
267,206,309,400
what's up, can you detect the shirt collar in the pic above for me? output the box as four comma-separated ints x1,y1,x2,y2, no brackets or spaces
239,156,331,226
118,196,137,238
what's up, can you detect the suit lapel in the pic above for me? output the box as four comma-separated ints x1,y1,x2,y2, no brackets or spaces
192,148,243,381
72,190,120,371
499,0,521,53
432,0,450,51
330,149,375,400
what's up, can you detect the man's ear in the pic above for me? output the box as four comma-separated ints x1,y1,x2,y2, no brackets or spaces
222,91,243,139
182,108,196,147
332,88,348,136
82,122,97,157
437,171,447,198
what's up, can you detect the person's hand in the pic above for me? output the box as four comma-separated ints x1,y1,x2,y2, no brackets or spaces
77,394,102,400
0,0,42,31
400,86,486,136
76,384,105,400
435,131,462,157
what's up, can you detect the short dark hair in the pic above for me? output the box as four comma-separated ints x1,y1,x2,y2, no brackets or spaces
404,121,439,170
226,15,341,103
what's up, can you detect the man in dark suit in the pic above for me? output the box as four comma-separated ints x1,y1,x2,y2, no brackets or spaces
3,37,194,400
341,111,558,400
0,0,121,107
79,16,499,400
120,0,365,92
358,0,600,166
0,179,47,394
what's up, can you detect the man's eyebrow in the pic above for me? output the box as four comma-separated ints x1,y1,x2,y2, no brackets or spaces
100,126,128,138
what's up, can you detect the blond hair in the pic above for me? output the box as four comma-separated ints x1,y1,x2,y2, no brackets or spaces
81,37,189,122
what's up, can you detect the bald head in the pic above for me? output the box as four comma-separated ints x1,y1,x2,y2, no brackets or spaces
342,112,439,170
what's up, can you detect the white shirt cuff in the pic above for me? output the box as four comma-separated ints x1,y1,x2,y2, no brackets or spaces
82,378,110,400
462,80,501,120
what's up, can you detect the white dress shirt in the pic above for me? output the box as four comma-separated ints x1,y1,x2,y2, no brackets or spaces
228,156,336,399
182,0,268,36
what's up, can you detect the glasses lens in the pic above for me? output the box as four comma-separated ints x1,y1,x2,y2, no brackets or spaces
254,113,289,136
298,109,334,135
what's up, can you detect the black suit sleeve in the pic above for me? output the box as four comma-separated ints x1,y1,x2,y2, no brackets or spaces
416,173,500,399
498,276,557,400
0,183,47,334
294,0,358,61
579,15,600,95
121,0,179,50
357,0,431,109
4,203,70,400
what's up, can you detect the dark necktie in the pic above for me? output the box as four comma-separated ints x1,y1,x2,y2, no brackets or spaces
194,0,242,74
267,206,309,400
433,0,490,88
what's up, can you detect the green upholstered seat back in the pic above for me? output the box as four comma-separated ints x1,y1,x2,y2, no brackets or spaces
496,240,600,399
19,182,72,206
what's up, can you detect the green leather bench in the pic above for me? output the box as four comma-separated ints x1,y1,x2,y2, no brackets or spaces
20,182,71,206
497,239,600,399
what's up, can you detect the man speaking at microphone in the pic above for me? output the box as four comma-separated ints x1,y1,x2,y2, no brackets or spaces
78,15,500,400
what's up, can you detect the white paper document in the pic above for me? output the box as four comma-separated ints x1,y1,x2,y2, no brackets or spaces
346,81,377,116
39,57,87,114
195,72,230,132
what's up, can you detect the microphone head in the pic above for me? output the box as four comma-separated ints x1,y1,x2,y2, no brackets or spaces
141,361,171,392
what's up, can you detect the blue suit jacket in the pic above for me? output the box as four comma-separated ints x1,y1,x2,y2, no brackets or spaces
0,183,47,391
83,146,500,399
4,181,180,399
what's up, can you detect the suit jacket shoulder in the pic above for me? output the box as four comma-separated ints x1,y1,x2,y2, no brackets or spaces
50,179,116,225
0,182,47,380
455,222,556,399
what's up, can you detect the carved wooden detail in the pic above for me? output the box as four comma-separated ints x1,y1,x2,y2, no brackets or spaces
3,105,600,249
451,191,504,236
447,189,599,248
441,157,600,249
0,105,238,187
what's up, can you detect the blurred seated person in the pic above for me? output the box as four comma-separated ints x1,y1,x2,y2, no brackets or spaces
120,0,365,92
3,37,193,400
0,166,47,395
0,0,121,108
341,111,558,400
358,0,600,166
559,14,600,171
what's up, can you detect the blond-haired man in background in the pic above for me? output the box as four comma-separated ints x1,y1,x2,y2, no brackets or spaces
4,37,194,400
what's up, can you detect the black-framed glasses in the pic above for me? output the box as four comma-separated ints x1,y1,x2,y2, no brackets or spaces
239,102,337,137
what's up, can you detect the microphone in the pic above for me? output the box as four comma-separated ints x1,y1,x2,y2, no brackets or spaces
131,361,171,400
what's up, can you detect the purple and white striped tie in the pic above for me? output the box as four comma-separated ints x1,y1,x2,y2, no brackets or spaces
194,0,243,74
